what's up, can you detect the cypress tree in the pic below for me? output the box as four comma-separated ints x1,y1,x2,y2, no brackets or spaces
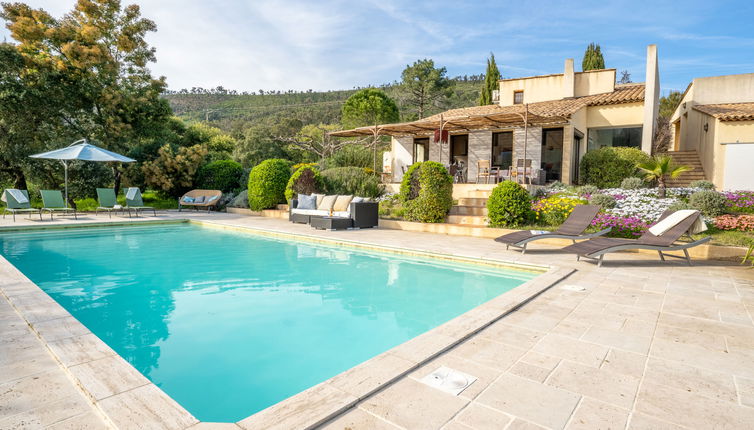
582,43,606,71
479,53,501,105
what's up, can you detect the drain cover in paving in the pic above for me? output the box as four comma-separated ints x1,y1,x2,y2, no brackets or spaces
419,366,477,396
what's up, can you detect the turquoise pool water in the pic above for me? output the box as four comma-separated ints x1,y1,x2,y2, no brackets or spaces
0,224,536,422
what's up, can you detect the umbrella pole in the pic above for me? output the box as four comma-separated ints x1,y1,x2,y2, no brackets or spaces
63,160,69,208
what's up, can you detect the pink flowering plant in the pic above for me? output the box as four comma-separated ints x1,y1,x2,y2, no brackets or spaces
591,213,649,238
713,214,754,232
722,191,754,214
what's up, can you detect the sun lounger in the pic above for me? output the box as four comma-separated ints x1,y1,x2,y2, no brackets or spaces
494,205,609,253
1,189,41,221
561,209,711,267
95,188,124,218
125,187,156,217
40,190,77,220
179,189,222,213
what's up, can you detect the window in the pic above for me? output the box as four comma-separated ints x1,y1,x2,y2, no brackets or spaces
413,138,429,163
450,134,468,164
492,132,513,168
513,90,524,105
587,127,642,151
541,128,564,182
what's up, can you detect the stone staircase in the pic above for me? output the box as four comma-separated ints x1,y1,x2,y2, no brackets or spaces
663,151,706,187
446,189,490,227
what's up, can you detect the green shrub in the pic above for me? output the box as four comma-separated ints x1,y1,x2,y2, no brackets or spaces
487,181,532,227
690,190,727,217
321,167,383,198
612,147,651,171
399,161,453,223
690,180,716,190
667,200,691,212
323,144,375,170
378,195,405,219
247,159,291,210
620,177,645,189
196,160,244,193
285,165,324,200
590,193,617,209
577,185,598,197
579,147,635,188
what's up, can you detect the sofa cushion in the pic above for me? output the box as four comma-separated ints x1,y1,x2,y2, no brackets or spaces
182,196,195,203
297,194,317,209
332,195,353,212
292,209,329,216
333,211,350,218
318,195,337,211
194,196,206,203
312,193,325,207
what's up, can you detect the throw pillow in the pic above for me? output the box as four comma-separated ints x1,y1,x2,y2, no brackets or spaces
312,193,325,207
194,196,206,203
332,195,353,212
297,194,317,209
318,195,337,211
182,196,195,203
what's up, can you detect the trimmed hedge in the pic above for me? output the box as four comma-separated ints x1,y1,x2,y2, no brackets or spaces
285,165,324,200
247,159,291,210
321,167,383,198
487,181,531,227
690,190,727,217
579,147,646,188
399,161,453,223
590,193,617,209
196,160,244,193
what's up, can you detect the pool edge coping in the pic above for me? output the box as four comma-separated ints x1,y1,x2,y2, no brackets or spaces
0,219,572,430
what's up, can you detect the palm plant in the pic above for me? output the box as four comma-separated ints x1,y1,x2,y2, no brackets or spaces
637,155,691,198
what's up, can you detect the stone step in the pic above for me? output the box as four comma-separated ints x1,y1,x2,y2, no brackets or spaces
446,215,487,226
457,197,488,206
450,205,488,216
465,189,493,198
277,204,289,211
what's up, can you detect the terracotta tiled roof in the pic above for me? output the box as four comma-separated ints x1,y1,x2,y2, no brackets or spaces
330,84,645,137
693,103,754,121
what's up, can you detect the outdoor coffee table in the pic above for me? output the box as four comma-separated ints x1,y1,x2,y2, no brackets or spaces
310,216,353,230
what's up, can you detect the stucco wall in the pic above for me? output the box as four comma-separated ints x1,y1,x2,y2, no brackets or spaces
499,69,617,107
574,70,616,98
468,130,493,181
585,102,645,128
691,73,754,105
391,136,413,181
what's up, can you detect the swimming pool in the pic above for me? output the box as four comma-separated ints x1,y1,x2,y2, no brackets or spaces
0,223,537,422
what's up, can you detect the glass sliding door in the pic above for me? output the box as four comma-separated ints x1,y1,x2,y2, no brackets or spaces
587,127,642,151
492,131,513,169
541,128,564,182
413,138,429,163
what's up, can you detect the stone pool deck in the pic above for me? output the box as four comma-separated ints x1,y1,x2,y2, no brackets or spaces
1,211,754,429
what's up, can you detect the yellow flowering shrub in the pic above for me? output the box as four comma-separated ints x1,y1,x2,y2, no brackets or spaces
532,193,587,225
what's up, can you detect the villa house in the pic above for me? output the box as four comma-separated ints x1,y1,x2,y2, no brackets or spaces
669,73,754,190
332,45,660,186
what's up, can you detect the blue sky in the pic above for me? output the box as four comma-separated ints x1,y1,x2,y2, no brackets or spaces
2,0,753,94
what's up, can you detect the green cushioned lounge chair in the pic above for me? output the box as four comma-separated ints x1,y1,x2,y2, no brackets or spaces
1,189,41,222
125,188,156,217
40,190,77,220
95,188,123,218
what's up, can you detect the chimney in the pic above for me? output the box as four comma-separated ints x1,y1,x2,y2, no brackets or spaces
563,58,575,99
641,44,660,154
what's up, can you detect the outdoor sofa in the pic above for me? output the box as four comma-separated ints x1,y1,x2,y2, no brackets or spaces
289,194,378,229
179,189,222,213
561,209,711,267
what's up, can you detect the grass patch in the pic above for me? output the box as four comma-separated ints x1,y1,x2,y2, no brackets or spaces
73,191,179,212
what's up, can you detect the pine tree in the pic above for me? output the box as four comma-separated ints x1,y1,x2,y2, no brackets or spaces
582,43,606,71
479,53,501,105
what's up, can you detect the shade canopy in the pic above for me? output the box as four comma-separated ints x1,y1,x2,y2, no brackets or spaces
30,139,135,162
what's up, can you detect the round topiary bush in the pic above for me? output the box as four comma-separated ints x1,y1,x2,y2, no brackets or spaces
321,167,383,198
285,165,324,200
399,161,453,223
620,177,645,190
689,179,716,190
195,160,245,193
590,193,617,209
667,200,691,213
579,147,636,188
689,190,727,217
612,147,651,171
487,181,532,227
247,159,291,211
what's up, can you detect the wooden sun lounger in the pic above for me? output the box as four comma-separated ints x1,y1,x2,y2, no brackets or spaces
561,209,711,267
494,205,610,254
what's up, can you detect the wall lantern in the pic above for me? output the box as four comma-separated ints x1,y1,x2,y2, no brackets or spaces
703,123,709,132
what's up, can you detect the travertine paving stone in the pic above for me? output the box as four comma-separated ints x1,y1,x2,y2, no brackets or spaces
2,212,754,429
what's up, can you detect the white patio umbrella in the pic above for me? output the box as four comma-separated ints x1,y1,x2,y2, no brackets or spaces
30,139,135,207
